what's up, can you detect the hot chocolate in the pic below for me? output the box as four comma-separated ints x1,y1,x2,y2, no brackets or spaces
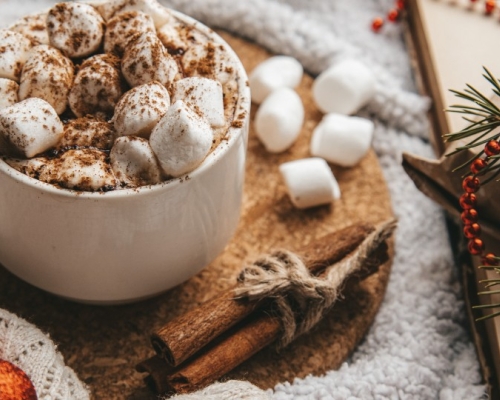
0,0,241,192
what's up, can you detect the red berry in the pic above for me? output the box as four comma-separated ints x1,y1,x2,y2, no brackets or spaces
459,193,477,210
469,238,485,255
396,0,405,10
471,158,487,174
485,0,496,15
464,223,481,239
482,253,499,266
484,139,500,157
462,176,480,193
461,209,479,224
387,9,399,22
372,17,384,32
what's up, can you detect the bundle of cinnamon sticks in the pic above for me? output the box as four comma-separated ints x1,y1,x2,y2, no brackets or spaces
136,221,392,395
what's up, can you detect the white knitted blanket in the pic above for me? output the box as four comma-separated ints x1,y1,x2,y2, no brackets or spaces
0,1,487,399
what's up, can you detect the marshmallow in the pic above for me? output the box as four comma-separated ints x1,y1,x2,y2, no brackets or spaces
6,149,118,191
110,136,162,186
279,157,340,209
69,54,126,118
9,13,49,46
150,100,213,177
89,0,172,28
157,20,190,53
104,11,155,55
173,77,225,128
122,32,179,88
0,98,63,158
312,59,376,115
254,87,304,153
113,81,170,138
249,56,303,104
54,149,118,191
310,113,374,167
0,78,19,110
182,40,235,85
58,117,115,150
0,29,32,82
47,3,104,59
19,45,74,115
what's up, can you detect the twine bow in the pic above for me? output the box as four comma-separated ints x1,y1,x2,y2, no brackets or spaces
234,219,397,347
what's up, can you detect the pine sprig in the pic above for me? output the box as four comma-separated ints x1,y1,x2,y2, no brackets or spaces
446,68,500,179
445,67,500,322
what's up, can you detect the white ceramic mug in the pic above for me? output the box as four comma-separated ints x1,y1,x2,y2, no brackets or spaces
0,10,250,304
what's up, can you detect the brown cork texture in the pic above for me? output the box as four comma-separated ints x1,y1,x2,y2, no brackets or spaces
0,32,394,399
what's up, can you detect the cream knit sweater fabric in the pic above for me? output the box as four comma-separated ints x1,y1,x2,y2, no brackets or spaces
0,1,488,399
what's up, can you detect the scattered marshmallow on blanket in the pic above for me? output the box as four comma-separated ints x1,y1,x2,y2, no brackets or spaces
312,59,376,115
0,78,19,110
279,157,340,209
47,2,105,58
0,98,63,158
150,100,213,178
113,81,170,138
249,56,303,104
254,87,304,153
0,29,31,82
111,136,162,186
173,77,225,128
311,113,374,167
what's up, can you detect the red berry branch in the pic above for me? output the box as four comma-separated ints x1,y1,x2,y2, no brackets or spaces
372,0,498,33
446,68,500,321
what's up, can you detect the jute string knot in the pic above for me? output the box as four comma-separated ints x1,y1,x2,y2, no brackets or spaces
234,219,397,348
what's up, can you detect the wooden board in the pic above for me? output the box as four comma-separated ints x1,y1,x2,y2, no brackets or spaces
0,32,394,399
406,1,500,396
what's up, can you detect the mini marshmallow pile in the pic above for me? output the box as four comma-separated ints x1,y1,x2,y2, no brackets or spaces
250,56,376,209
0,0,235,191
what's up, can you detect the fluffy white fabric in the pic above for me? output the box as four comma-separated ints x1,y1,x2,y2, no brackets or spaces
0,1,487,399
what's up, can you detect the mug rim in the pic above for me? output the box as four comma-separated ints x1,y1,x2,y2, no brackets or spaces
0,8,250,200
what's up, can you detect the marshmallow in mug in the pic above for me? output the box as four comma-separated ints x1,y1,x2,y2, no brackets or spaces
110,136,162,186
150,100,213,178
0,78,19,110
254,87,304,153
173,77,225,128
47,2,105,58
121,31,179,88
104,10,156,55
311,113,374,167
69,53,125,118
313,59,376,115
113,81,171,138
9,13,49,46
0,29,31,82
249,55,303,104
0,98,63,158
90,0,172,28
19,45,74,115
279,157,341,209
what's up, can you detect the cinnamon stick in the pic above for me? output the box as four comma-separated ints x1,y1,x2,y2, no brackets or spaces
151,222,375,367
142,241,389,395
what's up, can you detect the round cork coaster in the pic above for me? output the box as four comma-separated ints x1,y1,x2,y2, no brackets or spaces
0,33,393,399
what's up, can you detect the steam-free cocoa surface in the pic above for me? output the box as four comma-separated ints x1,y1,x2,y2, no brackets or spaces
0,33,394,399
